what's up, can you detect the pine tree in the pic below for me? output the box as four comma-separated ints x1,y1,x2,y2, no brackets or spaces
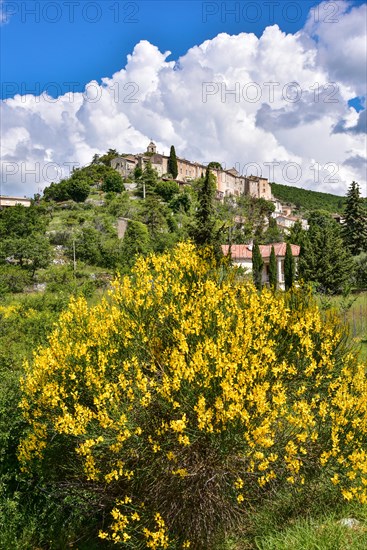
284,242,295,290
343,181,367,255
252,242,264,291
298,211,352,294
269,245,277,290
167,145,178,180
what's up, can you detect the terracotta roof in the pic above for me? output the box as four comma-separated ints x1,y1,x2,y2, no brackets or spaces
222,243,300,260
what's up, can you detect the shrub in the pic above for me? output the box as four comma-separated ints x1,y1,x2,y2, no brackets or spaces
0,266,31,294
353,253,367,290
19,243,367,548
101,170,124,194
155,181,179,202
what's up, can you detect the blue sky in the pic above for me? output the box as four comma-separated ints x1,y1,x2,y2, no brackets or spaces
2,0,365,99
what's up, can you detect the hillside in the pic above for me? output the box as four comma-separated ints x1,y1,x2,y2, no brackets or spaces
271,182,347,214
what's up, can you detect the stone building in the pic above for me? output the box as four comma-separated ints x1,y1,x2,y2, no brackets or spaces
111,142,273,201
0,196,31,208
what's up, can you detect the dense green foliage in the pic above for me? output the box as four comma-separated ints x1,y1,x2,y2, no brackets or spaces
101,170,124,193
271,182,348,214
207,161,223,170
167,145,178,179
140,160,159,197
284,242,295,291
296,212,353,294
269,245,277,290
252,242,263,290
263,217,284,244
0,205,52,294
343,181,367,256
155,180,179,202
190,167,222,255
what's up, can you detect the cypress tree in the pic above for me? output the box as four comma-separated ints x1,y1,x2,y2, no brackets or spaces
167,145,178,180
284,242,295,291
190,167,222,258
343,181,367,255
269,245,277,290
252,242,264,291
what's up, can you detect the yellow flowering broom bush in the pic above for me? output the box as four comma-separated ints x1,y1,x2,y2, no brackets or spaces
18,243,367,548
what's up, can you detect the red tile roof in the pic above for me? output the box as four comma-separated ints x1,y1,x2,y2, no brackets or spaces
222,243,300,260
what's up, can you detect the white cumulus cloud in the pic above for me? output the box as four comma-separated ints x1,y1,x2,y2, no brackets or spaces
1,2,366,198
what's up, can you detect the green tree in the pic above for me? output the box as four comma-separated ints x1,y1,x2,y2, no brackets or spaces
284,242,295,291
69,228,103,266
298,212,352,294
0,235,53,277
101,170,124,193
343,181,367,255
67,174,90,202
133,165,143,181
0,265,32,294
269,245,277,290
155,180,179,202
252,242,263,291
140,161,158,197
99,148,119,166
242,196,275,240
167,145,178,179
263,217,283,244
190,168,221,255
119,220,150,270
207,161,222,170
141,196,168,237
169,190,191,214
287,220,306,247
353,253,367,290
0,204,47,238
42,180,69,202
91,153,101,165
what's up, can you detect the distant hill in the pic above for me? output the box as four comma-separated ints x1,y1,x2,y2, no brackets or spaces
271,182,347,214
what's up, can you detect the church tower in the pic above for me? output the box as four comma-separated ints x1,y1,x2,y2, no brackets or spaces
147,141,157,154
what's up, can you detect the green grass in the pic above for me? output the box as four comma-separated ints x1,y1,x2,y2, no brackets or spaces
256,518,367,550
360,341,367,363
317,292,367,361
222,500,367,550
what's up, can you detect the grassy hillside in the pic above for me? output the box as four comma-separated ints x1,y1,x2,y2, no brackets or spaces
271,182,347,214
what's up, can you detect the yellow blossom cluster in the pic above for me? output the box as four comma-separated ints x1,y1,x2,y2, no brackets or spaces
18,242,367,547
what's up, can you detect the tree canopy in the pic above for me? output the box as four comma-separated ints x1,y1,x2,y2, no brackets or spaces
343,181,367,256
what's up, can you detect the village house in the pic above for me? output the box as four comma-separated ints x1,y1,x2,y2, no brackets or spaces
273,214,309,232
0,196,31,208
222,243,300,290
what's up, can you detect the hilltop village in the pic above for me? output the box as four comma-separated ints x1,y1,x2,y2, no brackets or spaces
111,141,309,232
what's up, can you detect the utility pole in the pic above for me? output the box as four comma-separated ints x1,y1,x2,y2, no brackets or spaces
73,238,76,273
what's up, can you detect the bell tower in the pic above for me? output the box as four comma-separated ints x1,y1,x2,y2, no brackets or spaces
147,141,157,154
